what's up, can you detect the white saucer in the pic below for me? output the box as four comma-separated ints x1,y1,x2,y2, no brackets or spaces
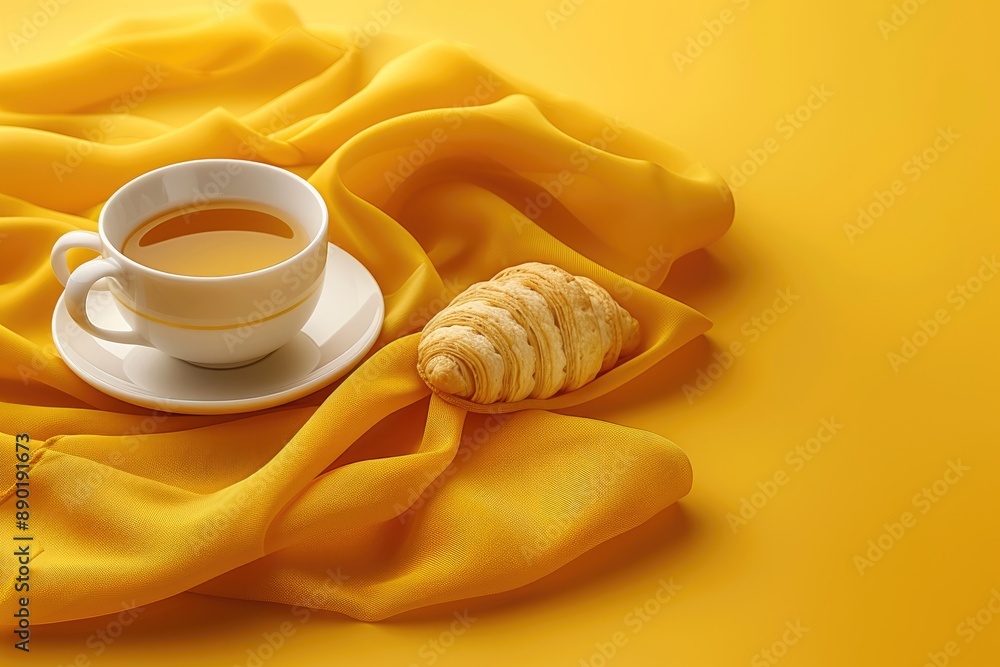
52,243,384,415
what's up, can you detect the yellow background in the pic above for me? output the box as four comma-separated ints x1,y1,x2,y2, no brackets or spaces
3,0,999,665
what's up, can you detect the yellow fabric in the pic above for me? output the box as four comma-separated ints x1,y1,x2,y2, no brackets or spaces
0,2,732,624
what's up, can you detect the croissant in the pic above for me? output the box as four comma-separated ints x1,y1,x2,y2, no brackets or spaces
417,262,640,403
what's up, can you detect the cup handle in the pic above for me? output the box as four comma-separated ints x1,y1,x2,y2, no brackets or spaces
51,231,147,346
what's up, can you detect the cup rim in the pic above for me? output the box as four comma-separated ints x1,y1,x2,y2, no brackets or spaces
98,159,329,283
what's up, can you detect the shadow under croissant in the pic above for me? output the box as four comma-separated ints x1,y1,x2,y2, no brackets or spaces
560,218,760,417
555,336,715,419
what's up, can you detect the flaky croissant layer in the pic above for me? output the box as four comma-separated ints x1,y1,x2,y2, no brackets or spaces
417,263,640,403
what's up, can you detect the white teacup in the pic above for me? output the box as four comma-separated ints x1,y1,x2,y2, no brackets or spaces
51,159,329,368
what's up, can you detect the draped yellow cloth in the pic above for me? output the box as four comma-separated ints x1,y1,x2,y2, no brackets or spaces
0,1,732,624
